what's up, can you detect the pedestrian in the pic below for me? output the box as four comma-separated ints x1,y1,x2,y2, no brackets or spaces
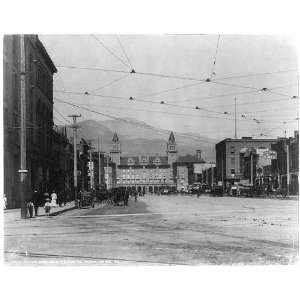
44,198,51,216
32,190,40,217
124,188,129,206
27,198,34,218
62,190,67,206
43,192,49,205
134,190,138,202
50,190,58,207
57,191,62,207
197,187,201,198
3,194,7,210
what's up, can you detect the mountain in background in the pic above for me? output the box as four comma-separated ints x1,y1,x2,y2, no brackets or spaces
65,118,217,162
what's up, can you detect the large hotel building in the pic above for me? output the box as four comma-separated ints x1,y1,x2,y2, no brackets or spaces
109,132,204,193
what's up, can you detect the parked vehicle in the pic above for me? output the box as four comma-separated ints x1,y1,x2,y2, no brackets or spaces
180,187,189,194
201,184,211,194
190,183,201,194
79,191,95,208
161,188,170,195
211,185,223,196
238,184,254,197
230,185,239,196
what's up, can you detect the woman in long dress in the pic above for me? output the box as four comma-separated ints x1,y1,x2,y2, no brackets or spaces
50,190,58,207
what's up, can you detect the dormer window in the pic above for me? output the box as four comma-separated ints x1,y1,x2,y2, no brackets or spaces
140,156,149,165
127,157,135,165
154,157,161,165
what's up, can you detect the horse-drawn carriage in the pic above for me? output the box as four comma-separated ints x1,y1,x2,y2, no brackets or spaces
79,191,95,208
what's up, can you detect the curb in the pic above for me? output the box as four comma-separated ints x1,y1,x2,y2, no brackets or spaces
49,205,76,216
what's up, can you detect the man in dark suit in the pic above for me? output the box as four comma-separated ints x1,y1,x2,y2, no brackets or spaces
32,190,40,217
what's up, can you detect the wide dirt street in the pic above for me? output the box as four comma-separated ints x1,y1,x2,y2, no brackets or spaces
4,194,299,265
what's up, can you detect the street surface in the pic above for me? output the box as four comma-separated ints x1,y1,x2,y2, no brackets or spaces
4,194,299,265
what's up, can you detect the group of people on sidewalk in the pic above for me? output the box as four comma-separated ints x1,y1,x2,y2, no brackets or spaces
111,187,141,206
26,189,67,218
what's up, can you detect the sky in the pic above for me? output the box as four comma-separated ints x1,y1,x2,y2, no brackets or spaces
40,34,299,140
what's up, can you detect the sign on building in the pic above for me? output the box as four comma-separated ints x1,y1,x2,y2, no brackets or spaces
193,163,214,174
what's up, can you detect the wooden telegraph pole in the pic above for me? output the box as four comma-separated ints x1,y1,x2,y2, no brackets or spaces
98,137,101,186
68,114,81,207
18,35,28,219
234,97,237,139
286,143,290,197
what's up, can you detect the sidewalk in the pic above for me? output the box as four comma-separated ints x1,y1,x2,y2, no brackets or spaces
4,201,76,222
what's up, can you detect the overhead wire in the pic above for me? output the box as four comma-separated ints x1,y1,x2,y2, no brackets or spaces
66,101,249,122
54,89,244,119
54,96,218,145
90,34,130,69
210,34,221,77
56,66,297,101
136,81,206,99
89,73,130,93
56,64,298,83
53,106,72,124
54,87,297,123
115,35,134,70
212,68,298,81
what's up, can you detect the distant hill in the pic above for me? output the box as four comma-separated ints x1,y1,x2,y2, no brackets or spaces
66,118,217,161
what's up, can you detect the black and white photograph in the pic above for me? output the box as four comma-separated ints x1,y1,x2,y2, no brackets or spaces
1,2,300,300
2,33,299,266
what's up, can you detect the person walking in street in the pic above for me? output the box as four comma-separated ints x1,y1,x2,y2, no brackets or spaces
44,198,51,217
27,198,34,218
50,190,58,207
32,190,40,217
124,188,129,206
134,190,138,202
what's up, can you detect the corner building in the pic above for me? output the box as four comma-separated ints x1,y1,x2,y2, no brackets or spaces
215,137,277,184
110,132,178,193
3,35,57,208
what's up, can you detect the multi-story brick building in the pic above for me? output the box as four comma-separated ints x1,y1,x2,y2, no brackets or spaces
271,131,299,195
110,132,178,193
3,35,57,208
173,151,206,190
215,137,277,185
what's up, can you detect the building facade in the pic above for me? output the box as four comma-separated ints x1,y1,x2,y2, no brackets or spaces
3,35,57,208
271,131,299,195
215,137,277,185
173,152,206,190
110,132,178,193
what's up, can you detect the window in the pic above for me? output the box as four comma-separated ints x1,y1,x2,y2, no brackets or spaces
231,157,235,165
154,158,161,165
230,146,235,154
231,168,235,174
127,158,135,165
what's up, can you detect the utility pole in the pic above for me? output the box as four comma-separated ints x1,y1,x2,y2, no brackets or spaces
250,152,253,186
68,114,81,207
19,34,28,219
286,143,290,197
106,153,109,189
221,158,224,192
234,97,237,139
98,137,101,187
87,140,95,191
